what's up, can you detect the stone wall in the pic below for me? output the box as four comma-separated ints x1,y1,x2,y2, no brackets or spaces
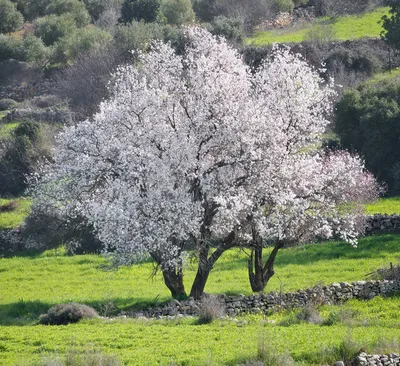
365,214,400,235
355,352,400,366
136,279,400,318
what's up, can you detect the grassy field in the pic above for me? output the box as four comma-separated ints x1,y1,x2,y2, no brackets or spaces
247,7,389,45
1,233,400,364
0,198,31,229
366,196,400,215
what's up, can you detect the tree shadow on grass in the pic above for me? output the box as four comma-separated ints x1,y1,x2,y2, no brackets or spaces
0,295,171,326
214,233,400,273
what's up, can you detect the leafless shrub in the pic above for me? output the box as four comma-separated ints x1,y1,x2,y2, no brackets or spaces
198,294,226,324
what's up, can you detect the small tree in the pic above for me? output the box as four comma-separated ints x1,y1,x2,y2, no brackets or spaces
119,0,160,23
34,28,377,299
381,0,400,50
0,0,23,34
160,0,194,25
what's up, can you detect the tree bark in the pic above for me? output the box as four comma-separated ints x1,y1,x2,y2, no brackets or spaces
248,240,284,292
189,230,236,299
161,266,187,299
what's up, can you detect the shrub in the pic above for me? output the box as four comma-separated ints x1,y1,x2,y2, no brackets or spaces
38,303,98,325
0,121,55,195
334,78,400,192
0,98,18,110
197,294,226,324
160,0,194,25
52,26,112,65
113,21,163,54
304,23,336,45
0,34,24,61
119,0,161,23
295,305,323,324
206,16,244,44
22,203,104,254
34,14,78,46
25,0,52,20
273,0,294,14
22,34,50,66
0,0,23,34
45,0,90,27
254,338,295,366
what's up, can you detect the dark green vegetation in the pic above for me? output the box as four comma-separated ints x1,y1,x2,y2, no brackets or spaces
335,76,400,192
1,235,400,364
381,0,400,50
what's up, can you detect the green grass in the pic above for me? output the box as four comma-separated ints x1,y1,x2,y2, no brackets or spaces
247,7,389,45
364,67,400,84
1,234,399,321
0,111,8,120
1,233,400,364
0,122,18,139
0,198,31,229
366,196,400,215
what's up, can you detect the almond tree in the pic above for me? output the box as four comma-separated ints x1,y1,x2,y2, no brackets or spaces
33,27,378,298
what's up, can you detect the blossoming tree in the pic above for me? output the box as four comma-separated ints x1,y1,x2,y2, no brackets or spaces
34,27,378,298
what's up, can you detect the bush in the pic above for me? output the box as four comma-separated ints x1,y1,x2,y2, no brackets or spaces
0,34,24,61
304,23,336,45
197,294,226,324
25,0,52,20
206,16,244,44
119,0,161,23
52,26,112,65
22,203,104,254
45,0,90,27
113,21,163,54
38,303,98,325
334,78,400,191
0,0,23,34
22,34,50,66
0,98,18,110
273,0,295,14
160,0,194,25
0,121,55,195
34,14,78,46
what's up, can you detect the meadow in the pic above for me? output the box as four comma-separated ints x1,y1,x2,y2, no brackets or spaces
1,231,400,365
247,7,389,45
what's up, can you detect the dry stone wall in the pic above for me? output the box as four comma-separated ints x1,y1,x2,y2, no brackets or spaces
355,352,400,366
136,280,400,318
365,214,400,235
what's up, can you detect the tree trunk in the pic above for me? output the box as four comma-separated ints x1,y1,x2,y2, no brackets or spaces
161,266,187,299
189,231,236,299
248,240,284,292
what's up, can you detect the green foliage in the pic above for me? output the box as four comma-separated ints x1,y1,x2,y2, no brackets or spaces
273,0,294,14
113,20,163,54
0,98,18,111
0,0,23,34
247,7,389,45
21,34,50,66
45,0,90,27
206,16,245,44
381,0,400,50
34,14,78,46
38,303,99,325
25,0,52,20
0,121,54,195
119,0,160,23
35,348,121,366
334,78,400,191
52,26,112,65
0,34,49,63
160,0,194,25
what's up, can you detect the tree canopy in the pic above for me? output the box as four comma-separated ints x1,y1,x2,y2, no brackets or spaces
33,28,378,298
